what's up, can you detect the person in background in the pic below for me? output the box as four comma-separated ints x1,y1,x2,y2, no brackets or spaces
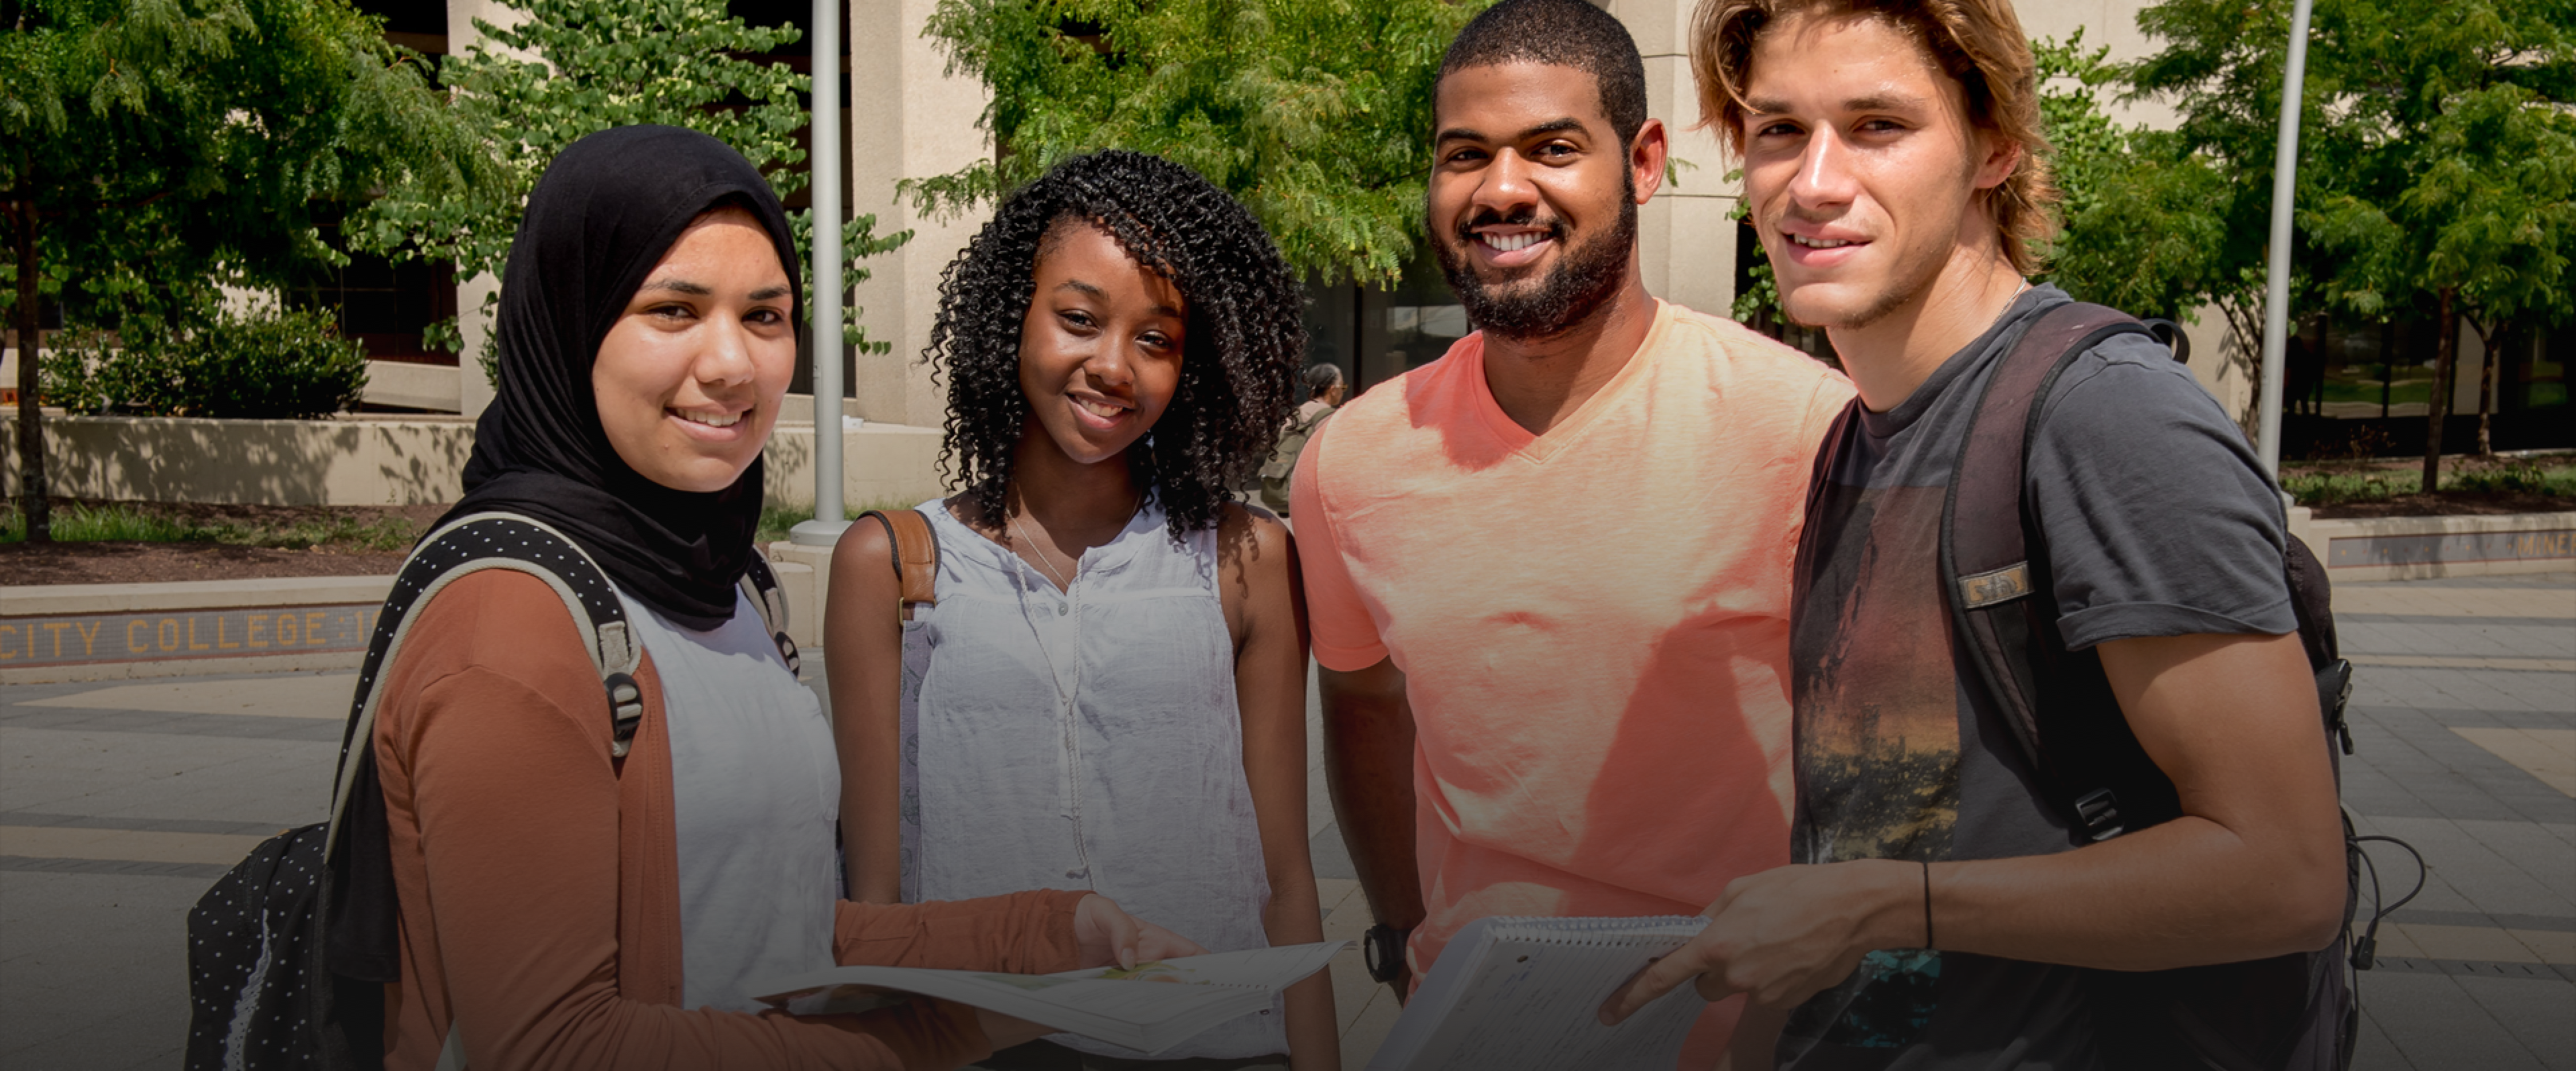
826,150,1337,1071
1259,364,1345,515
360,125,1199,1071
1604,3,2346,1067
1291,0,1854,1065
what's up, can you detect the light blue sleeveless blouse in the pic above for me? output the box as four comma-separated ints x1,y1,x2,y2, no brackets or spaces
897,499,1285,1059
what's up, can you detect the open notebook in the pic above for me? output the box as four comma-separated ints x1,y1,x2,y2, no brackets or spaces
1367,916,1711,1071
744,941,1343,1058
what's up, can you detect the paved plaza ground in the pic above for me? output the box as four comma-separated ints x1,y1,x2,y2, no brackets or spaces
1,573,2568,1069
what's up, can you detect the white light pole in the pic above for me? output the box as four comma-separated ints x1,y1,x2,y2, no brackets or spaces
2255,0,2315,478
790,0,850,547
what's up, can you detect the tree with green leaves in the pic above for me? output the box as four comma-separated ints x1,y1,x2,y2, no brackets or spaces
2129,0,2576,487
2288,3,2575,478
2032,33,2233,330
912,0,1489,286
2,0,492,542
358,0,910,374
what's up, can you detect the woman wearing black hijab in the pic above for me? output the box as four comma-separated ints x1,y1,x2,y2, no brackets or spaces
357,125,1195,1070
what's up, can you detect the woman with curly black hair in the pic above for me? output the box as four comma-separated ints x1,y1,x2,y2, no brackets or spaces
824,151,1333,1070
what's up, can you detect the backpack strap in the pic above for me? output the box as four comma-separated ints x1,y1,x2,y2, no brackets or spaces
325,513,645,854
859,509,940,621
739,552,801,675
1792,400,1864,612
1940,301,2159,842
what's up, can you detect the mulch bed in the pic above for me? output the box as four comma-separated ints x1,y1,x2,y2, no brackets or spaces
2307,491,2574,520
3,501,446,586
0,541,413,586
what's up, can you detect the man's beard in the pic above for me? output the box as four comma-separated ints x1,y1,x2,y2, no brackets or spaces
1432,172,1637,342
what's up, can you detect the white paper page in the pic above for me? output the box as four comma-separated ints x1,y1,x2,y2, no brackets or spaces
749,941,1347,1055
1368,917,1709,1071
1042,941,1348,988
755,968,1258,1052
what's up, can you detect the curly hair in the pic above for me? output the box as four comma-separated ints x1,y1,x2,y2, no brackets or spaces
925,150,1309,541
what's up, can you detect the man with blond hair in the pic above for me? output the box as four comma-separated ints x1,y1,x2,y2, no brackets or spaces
1604,1,2350,1068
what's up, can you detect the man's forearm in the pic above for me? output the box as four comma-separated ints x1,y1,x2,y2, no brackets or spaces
1933,810,2345,970
1805,634,2347,973
1320,662,1426,931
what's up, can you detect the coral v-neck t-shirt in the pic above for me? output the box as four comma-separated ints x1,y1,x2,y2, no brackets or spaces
1293,300,1852,1060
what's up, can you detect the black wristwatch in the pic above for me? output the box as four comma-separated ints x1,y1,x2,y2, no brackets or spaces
1363,923,1411,984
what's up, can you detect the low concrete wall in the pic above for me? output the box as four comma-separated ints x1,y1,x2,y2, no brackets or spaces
0,561,834,685
362,360,464,412
2300,511,2576,582
3,406,949,509
0,576,394,684
3,411,478,506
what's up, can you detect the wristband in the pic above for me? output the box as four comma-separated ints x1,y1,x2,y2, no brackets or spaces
1364,923,1411,984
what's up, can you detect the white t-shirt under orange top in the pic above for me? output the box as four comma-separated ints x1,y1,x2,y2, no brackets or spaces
1291,299,1853,1060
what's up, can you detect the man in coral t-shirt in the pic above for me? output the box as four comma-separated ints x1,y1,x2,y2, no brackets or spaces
1290,0,1851,1064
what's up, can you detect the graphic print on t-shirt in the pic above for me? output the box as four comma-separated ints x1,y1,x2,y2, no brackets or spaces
1786,480,1957,1050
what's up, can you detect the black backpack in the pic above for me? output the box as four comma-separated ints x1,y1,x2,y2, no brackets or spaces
1937,301,2358,1070
182,513,796,1070
1804,301,2379,1070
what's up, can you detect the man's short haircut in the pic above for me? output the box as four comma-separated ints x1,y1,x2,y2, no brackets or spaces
1439,0,1650,148
1689,0,2059,274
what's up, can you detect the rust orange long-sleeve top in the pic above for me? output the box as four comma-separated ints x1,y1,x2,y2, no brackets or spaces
374,570,1088,1070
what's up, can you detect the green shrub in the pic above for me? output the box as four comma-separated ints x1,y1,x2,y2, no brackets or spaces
2,501,420,548
2282,461,2576,506
2282,470,2416,507
2446,463,2576,497
3,502,211,543
754,499,927,544
42,305,368,419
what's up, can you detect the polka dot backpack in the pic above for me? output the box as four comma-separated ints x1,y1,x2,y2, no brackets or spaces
182,513,794,1070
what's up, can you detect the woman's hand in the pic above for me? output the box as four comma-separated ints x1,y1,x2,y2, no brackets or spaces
1073,895,1206,970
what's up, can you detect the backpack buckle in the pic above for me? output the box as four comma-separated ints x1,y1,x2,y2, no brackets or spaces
2073,788,2125,842
604,672,643,757
2320,658,2355,755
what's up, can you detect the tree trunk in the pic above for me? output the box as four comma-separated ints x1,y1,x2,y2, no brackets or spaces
12,192,46,543
2419,287,2457,495
2473,317,2500,458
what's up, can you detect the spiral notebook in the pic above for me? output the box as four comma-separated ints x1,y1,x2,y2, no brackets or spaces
1366,915,1711,1071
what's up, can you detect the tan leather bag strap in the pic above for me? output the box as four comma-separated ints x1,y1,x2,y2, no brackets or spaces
859,509,939,620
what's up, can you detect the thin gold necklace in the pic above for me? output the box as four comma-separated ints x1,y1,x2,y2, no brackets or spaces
1006,511,1074,592
1004,489,1142,593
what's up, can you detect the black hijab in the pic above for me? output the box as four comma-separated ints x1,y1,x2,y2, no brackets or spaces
439,124,799,629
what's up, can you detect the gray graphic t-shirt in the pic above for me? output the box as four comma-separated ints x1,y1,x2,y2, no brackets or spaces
1782,287,2297,1070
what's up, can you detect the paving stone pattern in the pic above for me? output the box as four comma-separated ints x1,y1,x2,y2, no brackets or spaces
1,576,2568,1070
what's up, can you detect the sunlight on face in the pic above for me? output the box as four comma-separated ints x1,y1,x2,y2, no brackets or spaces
1428,62,1646,340
1738,13,2011,329
592,205,796,493
1016,220,1187,467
